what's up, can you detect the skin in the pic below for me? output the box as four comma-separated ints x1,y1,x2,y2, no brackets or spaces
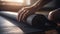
48,9,60,34
17,0,51,22
48,8,60,27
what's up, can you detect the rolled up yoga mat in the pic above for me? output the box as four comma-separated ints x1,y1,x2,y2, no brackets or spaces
0,11,56,29
0,11,48,29
26,14,49,29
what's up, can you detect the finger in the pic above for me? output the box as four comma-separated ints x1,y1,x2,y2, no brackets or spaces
18,8,24,21
22,10,29,22
22,11,34,22
19,9,27,21
18,8,26,21
18,11,22,21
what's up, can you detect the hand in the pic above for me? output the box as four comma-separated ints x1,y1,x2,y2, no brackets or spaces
17,7,35,22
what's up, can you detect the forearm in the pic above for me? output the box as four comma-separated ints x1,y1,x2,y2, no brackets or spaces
30,0,52,11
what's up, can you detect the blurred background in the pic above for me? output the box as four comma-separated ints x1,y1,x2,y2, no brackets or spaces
0,0,60,12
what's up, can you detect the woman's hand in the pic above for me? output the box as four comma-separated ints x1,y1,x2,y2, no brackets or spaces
17,7,35,22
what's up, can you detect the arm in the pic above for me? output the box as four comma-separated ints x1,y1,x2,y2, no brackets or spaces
30,0,52,11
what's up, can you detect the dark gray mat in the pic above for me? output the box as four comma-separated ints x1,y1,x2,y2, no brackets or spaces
0,15,43,34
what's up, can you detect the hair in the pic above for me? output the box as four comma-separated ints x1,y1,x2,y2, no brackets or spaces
48,8,60,22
